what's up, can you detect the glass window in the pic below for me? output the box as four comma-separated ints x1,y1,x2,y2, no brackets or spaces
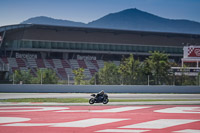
138,46,143,52
70,43,75,49
86,43,91,50
121,45,126,51
103,44,106,51
93,44,99,50
27,41,32,48
99,44,104,51
126,45,130,51
81,43,87,50
148,46,153,52
20,41,25,48
13,40,19,48
57,42,63,49
45,42,51,49
132,46,136,52
64,42,69,49
130,45,133,51
142,46,148,52
51,42,57,49
109,45,115,51
32,41,38,48
22,41,27,48
76,43,82,49
178,48,183,54
40,41,46,48
115,45,121,51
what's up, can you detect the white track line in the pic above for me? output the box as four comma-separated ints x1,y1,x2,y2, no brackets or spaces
96,129,149,132
120,119,199,129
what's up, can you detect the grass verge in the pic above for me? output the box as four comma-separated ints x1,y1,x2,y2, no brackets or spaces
0,98,200,103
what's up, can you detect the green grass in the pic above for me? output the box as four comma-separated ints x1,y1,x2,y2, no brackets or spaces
0,98,88,103
0,98,200,103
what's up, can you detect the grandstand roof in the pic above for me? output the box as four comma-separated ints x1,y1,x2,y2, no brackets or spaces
1,23,200,36
0,24,200,47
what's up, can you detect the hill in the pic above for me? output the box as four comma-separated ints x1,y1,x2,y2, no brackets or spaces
21,16,85,27
21,9,200,34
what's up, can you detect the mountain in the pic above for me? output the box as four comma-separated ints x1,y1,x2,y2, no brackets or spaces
21,9,200,34
88,8,200,34
21,16,86,27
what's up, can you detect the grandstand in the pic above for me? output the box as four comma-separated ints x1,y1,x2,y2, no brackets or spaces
0,24,200,82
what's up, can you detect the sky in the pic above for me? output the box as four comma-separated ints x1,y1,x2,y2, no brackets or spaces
0,0,200,26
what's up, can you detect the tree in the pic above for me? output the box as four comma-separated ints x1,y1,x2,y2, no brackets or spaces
98,62,120,85
118,54,141,85
89,73,99,85
73,68,86,85
31,69,58,84
43,69,59,84
144,51,170,85
13,70,33,84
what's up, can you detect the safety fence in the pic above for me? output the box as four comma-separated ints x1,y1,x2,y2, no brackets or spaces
0,84,200,93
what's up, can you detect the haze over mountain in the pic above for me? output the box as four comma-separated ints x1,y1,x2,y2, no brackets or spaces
21,8,200,34
21,16,85,27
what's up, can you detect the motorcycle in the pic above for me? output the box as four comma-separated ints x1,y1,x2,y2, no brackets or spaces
89,93,109,104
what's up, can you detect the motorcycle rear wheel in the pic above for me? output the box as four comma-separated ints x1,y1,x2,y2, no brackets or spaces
103,98,109,104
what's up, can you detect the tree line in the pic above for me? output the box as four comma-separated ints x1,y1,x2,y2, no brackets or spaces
12,69,58,84
74,51,199,85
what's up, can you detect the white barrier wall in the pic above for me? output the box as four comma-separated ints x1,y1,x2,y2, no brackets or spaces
0,84,200,93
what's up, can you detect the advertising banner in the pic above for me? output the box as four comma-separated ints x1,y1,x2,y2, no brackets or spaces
184,46,200,58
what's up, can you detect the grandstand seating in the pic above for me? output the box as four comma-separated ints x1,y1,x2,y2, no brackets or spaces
8,58,18,68
31,68,37,77
57,68,67,79
89,69,97,76
53,59,63,68
91,60,99,69
83,69,91,78
36,59,45,68
16,58,26,67
97,60,104,68
0,57,124,81
27,58,37,68
77,60,87,69
61,59,71,68
113,61,121,66
69,59,79,69
46,59,55,68
65,68,74,77
1,57,8,64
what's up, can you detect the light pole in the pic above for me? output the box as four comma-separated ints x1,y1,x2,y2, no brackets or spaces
68,74,70,85
41,70,43,85
199,73,200,86
94,73,97,85
13,72,15,85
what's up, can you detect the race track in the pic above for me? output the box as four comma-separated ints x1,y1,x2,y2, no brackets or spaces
0,105,200,133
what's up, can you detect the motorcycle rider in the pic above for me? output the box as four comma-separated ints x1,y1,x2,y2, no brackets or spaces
96,90,105,101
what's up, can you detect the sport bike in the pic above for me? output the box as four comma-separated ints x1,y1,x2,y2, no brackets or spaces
89,93,109,104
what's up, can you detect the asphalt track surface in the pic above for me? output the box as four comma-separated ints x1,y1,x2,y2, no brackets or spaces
1,93,200,100
0,105,200,133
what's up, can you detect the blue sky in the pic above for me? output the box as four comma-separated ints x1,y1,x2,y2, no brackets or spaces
0,0,200,26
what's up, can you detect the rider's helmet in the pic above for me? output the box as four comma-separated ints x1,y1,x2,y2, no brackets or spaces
99,90,104,95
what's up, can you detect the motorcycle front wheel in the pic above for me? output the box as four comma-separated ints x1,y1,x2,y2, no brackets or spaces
89,98,95,104
103,98,109,104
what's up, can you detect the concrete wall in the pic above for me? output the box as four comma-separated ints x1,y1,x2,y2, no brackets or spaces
0,84,200,93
